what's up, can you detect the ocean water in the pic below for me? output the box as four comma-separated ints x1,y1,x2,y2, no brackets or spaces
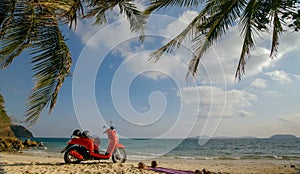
26,137,300,161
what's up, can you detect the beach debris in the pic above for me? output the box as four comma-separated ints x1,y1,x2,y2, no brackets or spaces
290,164,296,168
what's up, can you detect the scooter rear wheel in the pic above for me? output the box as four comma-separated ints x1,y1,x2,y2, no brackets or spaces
64,146,83,164
112,148,127,163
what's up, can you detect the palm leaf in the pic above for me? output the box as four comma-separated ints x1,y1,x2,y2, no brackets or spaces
85,0,121,24
25,8,72,124
118,1,146,35
32,0,84,30
0,1,32,68
144,0,205,15
189,0,246,76
85,0,145,39
235,0,258,80
0,1,72,124
0,0,16,38
269,0,284,58
149,9,208,62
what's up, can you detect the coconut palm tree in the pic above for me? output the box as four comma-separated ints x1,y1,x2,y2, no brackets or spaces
0,0,145,124
1,0,299,124
144,0,300,79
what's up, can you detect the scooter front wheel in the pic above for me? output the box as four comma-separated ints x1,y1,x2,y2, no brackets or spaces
112,148,127,163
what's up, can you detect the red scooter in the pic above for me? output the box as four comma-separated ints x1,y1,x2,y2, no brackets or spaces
61,121,126,164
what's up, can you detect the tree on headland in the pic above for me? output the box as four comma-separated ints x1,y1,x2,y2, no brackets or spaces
0,93,15,137
0,0,299,124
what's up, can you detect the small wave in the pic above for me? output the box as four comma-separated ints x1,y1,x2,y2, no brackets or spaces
128,155,158,160
273,155,283,159
173,156,196,160
203,157,214,160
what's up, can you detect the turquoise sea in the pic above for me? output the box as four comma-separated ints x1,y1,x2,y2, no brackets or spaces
25,137,300,161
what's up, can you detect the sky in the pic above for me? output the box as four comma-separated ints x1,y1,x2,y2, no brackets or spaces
0,2,300,139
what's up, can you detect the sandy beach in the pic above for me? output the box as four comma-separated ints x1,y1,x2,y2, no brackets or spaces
0,152,299,174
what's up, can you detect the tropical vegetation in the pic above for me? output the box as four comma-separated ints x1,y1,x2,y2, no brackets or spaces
0,0,145,124
0,0,299,124
0,93,15,137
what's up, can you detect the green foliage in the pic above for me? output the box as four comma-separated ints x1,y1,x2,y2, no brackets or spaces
0,0,146,124
85,0,146,38
146,0,300,80
0,0,299,124
0,1,72,124
0,93,15,138
0,94,10,125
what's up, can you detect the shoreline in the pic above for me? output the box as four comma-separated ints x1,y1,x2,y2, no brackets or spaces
1,152,299,173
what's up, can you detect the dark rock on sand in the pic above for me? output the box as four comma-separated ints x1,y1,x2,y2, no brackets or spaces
0,137,41,152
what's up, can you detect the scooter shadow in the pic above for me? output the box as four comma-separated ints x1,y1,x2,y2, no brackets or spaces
0,161,114,167
78,161,114,165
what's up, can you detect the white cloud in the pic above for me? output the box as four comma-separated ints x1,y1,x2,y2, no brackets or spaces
277,32,300,56
254,114,300,136
266,90,281,96
193,27,300,84
178,86,257,118
75,8,300,85
160,10,198,40
194,27,274,84
251,78,267,88
134,0,147,10
294,74,300,79
278,114,300,125
266,70,292,84
128,52,188,81
75,3,146,48
75,19,104,46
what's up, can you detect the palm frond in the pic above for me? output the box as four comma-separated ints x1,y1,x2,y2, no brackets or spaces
61,0,85,29
279,1,300,31
32,0,84,30
21,6,72,125
149,8,208,62
118,1,146,35
187,39,208,77
0,0,16,38
85,0,119,24
270,8,283,58
85,0,145,39
144,0,205,15
0,1,32,68
235,0,258,80
1,1,72,124
189,0,246,77
269,0,289,58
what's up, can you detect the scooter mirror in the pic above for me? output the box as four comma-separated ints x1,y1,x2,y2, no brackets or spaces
109,120,113,126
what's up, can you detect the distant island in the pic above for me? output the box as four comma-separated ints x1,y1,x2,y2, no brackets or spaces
187,135,257,139
269,134,297,139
